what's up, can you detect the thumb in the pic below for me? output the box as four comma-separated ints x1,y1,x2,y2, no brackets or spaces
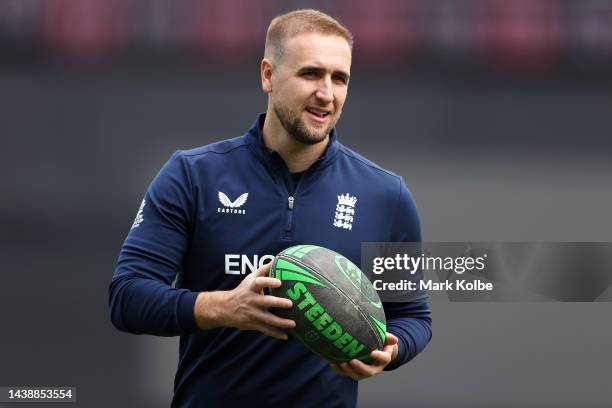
385,332,398,346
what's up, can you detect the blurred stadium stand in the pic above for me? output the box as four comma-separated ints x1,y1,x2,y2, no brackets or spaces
0,0,611,74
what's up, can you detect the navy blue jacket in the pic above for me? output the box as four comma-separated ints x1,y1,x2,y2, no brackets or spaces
109,114,432,407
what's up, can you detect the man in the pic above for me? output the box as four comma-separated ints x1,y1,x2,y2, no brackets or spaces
109,9,431,408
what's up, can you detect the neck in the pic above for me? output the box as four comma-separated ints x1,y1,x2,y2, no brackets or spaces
262,111,330,173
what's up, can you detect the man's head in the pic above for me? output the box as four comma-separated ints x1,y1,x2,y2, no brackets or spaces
261,10,353,145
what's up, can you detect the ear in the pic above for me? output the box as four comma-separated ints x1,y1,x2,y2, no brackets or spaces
261,58,273,94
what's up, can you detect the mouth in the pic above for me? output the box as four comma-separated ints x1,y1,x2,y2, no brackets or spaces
305,107,331,122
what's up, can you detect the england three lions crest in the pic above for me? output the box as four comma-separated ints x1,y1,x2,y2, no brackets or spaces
333,193,357,230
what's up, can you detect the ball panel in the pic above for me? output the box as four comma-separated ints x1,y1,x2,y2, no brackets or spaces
272,258,327,288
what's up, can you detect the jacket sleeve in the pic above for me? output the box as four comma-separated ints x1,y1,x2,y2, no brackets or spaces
383,178,432,371
108,151,200,336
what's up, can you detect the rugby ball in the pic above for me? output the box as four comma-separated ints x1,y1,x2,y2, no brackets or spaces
269,245,386,363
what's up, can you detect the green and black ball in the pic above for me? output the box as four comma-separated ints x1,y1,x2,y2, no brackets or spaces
269,245,386,363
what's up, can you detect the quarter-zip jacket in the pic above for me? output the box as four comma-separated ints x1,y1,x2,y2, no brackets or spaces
109,114,432,408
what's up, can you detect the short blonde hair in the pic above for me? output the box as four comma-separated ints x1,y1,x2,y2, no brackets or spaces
264,9,353,61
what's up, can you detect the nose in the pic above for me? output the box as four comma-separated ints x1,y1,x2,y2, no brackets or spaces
315,77,334,104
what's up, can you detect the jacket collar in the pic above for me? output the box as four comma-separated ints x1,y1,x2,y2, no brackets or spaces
245,113,341,172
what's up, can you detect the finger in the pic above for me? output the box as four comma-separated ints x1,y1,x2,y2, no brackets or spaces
380,339,396,354
382,340,398,358
252,276,282,292
329,363,347,377
385,332,398,346
255,295,293,309
252,309,296,329
333,362,353,377
252,324,289,340
382,332,399,358
348,359,379,378
254,262,272,276
381,344,395,358
339,362,366,381
369,349,392,365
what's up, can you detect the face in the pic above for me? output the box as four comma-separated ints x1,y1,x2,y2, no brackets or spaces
263,33,351,145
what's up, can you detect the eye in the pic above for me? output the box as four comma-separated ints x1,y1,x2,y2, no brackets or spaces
333,75,348,84
302,71,318,79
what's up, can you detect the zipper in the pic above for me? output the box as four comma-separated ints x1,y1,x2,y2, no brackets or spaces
284,196,295,235
282,169,307,240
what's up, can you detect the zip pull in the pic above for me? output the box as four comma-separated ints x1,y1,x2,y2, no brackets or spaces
283,196,295,239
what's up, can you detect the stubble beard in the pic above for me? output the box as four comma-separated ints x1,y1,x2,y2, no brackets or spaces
272,101,339,145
